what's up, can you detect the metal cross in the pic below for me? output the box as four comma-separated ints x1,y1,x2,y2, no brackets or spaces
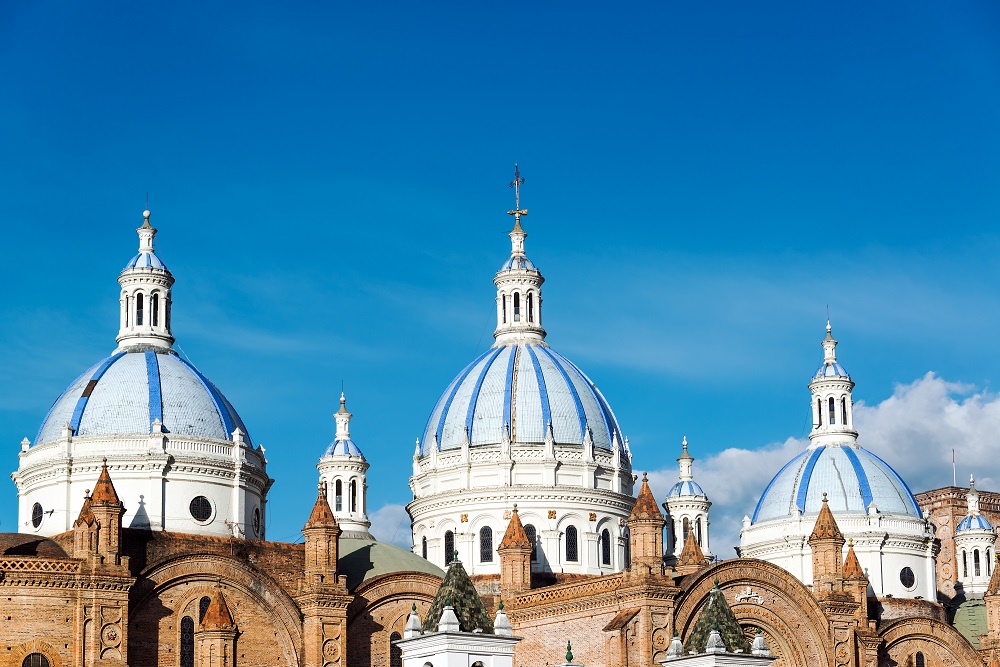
507,164,527,218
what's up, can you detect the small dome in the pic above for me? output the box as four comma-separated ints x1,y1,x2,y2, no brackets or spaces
668,480,706,497
958,514,994,532
814,361,849,378
752,443,920,523
324,437,365,458
36,350,251,445
422,342,623,453
499,255,536,271
124,251,168,270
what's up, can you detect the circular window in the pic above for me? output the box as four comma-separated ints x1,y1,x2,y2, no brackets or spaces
900,566,916,589
189,496,212,522
253,507,261,536
31,502,43,529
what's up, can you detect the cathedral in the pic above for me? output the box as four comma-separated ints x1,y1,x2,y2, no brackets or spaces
3,187,1000,667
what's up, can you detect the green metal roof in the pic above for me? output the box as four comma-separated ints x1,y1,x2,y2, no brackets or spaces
684,582,751,655
954,598,987,649
338,537,444,591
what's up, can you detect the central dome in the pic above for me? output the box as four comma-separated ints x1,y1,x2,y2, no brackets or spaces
421,342,623,453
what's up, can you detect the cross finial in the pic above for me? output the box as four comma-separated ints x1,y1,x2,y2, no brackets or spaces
507,163,527,220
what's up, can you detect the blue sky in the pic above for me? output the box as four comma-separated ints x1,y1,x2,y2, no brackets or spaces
1,2,999,548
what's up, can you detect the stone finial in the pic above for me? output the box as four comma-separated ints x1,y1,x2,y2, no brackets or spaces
494,602,513,637
566,640,574,662
666,631,683,658
403,603,423,639
751,628,771,657
705,622,726,654
438,604,461,633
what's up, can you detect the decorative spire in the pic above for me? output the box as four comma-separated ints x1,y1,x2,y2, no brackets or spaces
201,585,236,630
843,538,865,579
304,481,338,529
809,493,844,541
335,392,352,441
90,458,121,505
677,435,694,481
676,528,708,574
498,504,532,550
629,472,663,521
494,165,546,345
565,640,574,663
968,474,981,516
116,208,175,350
808,320,857,446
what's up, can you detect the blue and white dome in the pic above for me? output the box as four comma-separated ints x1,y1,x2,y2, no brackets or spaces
815,360,849,378
36,350,252,446
499,255,536,271
324,437,364,457
124,250,168,270
958,514,994,532
668,480,706,498
752,443,920,523
421,343,624,453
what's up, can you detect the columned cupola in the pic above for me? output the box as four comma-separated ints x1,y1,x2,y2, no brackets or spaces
116,209,175,350
663,437,713,565
808,321,858,447
318,392,372,539
493,165,546,346
955,475,997,598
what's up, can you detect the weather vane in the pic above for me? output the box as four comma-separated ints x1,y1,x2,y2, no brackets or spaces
507,164,527,220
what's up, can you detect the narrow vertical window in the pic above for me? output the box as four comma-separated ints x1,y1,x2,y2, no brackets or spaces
623,527,631,568
152,293,159,326
915,652,925,667
180,616,195,667
350,480,357,513
480,526,493,562
683,517,690,543
696,518,703,547
422,536,427,559
165,300,171,330
989,549,993,575
975,549,982,577
566,525,578,562
389,631,402,667
815,398,821,426
527,293,534,322
335,480,343,512
513,292,521,322
525,524,537,562
601,528,611,565
502,294,507,323
136,293,144,326
199,596,211,622
444,531,455,565
125,295,129,327
841,397,847,425
963,551,968,578
828,397,836,424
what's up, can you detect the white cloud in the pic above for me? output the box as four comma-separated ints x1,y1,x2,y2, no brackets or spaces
369,503,414,549
648,373,1000,556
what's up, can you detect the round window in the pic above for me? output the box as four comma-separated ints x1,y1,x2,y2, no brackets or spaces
189,496,212,522
900,566,916,589
31,502,43,528
253,507,261,536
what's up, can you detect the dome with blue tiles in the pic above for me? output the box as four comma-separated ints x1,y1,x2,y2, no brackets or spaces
668,480,706,498
36,349,252,446
815,360,849,378
323,393,365,458
421,342,624,453
958,514,993,532
499,255,536,271
752,442,920,523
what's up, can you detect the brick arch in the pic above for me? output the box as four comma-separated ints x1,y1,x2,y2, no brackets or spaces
878,617,982,667
347,572,442,667
129,554,302,666
673,559,833,667
10,640,63,667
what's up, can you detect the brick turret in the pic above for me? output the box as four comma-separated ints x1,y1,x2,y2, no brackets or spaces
303,481,340,585
627,473,665,575
89,459,125,565
675,527,708,577
808,493,845,598
199,586,237,667
498,504,532,599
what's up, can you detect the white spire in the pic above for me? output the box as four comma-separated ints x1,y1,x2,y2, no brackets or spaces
677,435,693,481
493,165,546,346
808,320,858,447
335,392,351,441
116,209,175,350
968,474,981,516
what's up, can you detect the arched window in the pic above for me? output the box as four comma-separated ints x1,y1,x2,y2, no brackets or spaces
335,480,343,512
422,536,427,559
152,292,159,326
989,549,993,575
502,294,507,323
915,652,925,667
165,300,171,329
513,292,521,322
136,292,144,326
350,480,357,513
682,517,690,543
623,527,631,568
696,518,703,546
963,550,968,578
22,655,50,667
566,525,579,562
125,295,129,327
601,528,611,565
389,631,403,667
180,616,195,667
444,531,455,565
975,549,982,577
841,397,847,425
828,397,836,424
525,524,537,562
480,526,494,562
815,398,821,426
199,595,211,622
527,293,534,322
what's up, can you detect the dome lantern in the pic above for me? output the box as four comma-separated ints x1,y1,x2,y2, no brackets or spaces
318,392,372,539
116,209,175,350
808,320,857,447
